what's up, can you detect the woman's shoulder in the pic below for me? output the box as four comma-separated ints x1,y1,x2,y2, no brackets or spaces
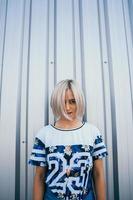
84,122,102,136
35,124,52,141
85,121,100,130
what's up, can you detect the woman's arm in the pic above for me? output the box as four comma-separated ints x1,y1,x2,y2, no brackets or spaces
33,166,47,200
93,159,106,200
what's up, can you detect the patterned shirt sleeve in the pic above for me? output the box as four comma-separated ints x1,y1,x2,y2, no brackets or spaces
92,134,108,160
28,137,47,167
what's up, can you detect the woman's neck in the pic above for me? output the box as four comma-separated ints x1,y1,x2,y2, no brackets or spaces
54,118,83,129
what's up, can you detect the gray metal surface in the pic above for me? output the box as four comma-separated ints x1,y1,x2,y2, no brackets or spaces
0,0,133,200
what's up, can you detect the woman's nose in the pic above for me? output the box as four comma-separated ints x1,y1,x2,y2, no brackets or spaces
65,102,70,110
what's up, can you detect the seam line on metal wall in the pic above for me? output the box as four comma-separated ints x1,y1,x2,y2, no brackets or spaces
125,0,133,119
54,0,57,85
97,0,109,198
128,0,133,46
25,0,32,199
78,0,87,121
0,0,8,120
72,0,76,80
15,0,27,199
104,1,120,199
45,0,49,125
121,0,133,198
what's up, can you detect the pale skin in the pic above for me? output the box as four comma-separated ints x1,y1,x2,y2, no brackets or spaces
33,166,46,200
93,159,106,200
33,89,106,200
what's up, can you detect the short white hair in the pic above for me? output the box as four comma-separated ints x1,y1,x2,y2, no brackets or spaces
50,79,85,120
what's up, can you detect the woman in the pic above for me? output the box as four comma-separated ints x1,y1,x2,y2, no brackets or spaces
29,79,108,200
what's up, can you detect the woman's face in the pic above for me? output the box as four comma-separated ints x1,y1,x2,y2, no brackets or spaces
63,89,77,120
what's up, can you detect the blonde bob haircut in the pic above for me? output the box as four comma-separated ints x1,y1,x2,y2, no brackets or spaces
50,79,85,120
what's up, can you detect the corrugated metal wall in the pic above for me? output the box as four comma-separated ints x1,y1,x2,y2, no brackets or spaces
0,0,133,199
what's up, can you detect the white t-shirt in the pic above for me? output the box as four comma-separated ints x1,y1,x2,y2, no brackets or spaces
29,122,108,200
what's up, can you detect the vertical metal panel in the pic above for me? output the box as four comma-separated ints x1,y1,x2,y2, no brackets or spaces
0,0,8,115
104,1,120,198
107,0,133,200
47,0,56,123
0,0,24,200
56,0,74,80
97,1,114,199
0,0,133,200
19,1,32,199
25,1,49,199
